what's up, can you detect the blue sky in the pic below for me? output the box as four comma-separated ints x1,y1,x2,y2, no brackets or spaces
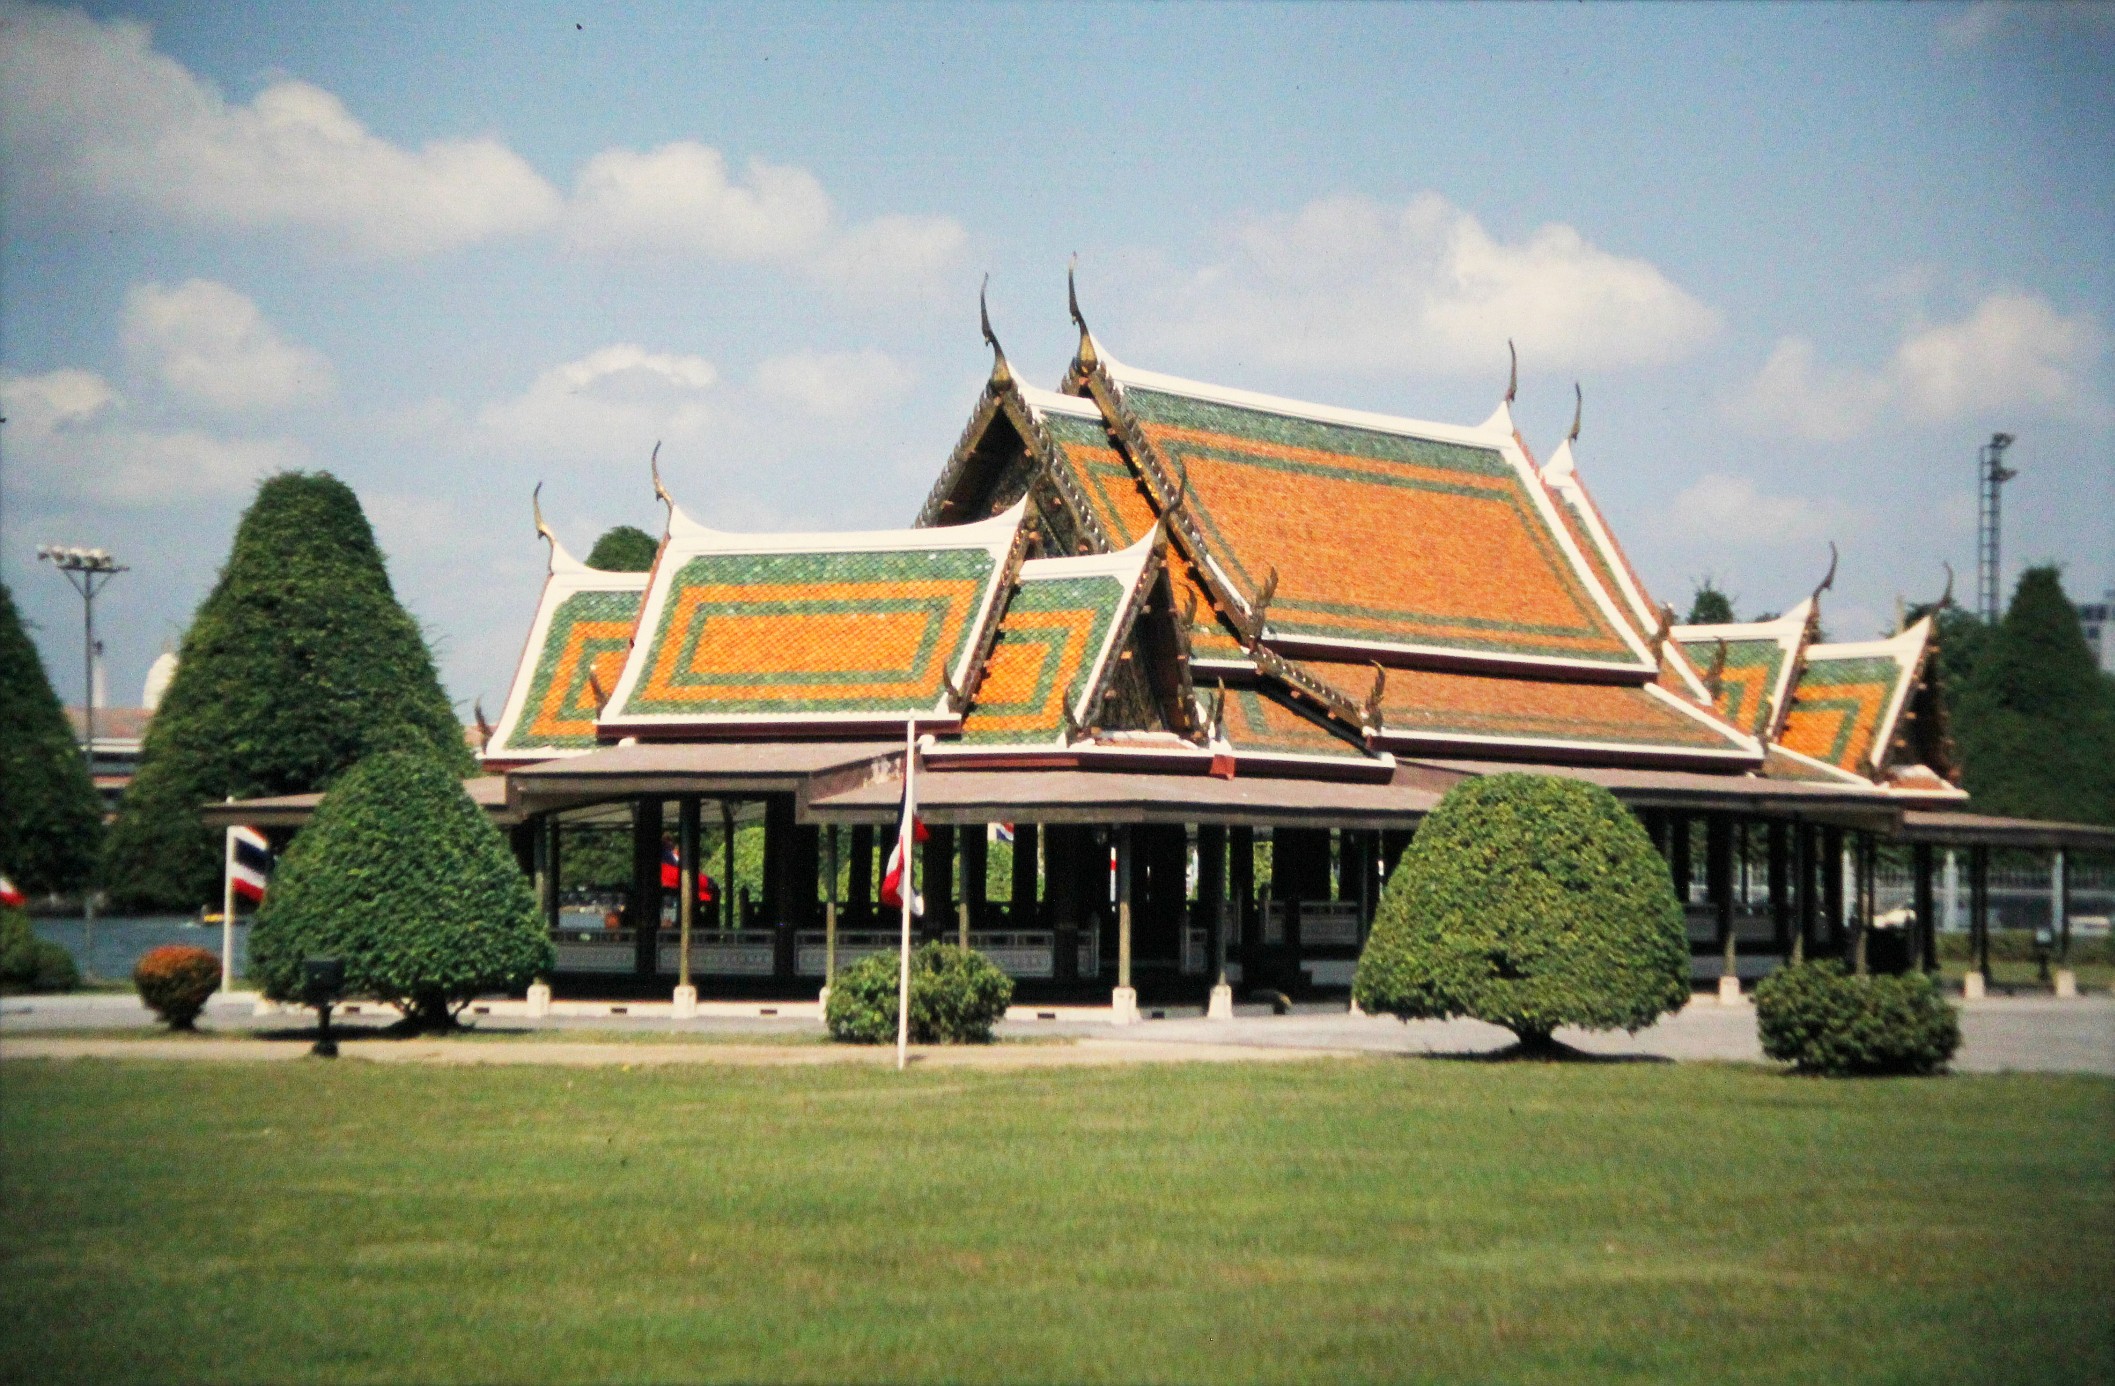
4,0,2110,714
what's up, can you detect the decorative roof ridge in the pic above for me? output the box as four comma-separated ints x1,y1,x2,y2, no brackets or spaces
1018,529,1157,584
1096,352,1511,448
1801,615,1933,664
1015,381,1104,419
1636,680,1765,762
532,484,593,577
670,495,1029,555
1673,601,1813,644
1807,615,1935,778
1764,742,1878,788
915,380,1006,528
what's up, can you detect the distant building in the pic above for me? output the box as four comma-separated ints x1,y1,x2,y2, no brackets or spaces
63,706,149,809
2078,589,2114,674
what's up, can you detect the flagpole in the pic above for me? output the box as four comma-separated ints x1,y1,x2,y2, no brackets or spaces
897,718,915,1072
221,812,237,996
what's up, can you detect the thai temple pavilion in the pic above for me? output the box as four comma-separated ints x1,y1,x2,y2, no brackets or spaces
210,281,2113,1016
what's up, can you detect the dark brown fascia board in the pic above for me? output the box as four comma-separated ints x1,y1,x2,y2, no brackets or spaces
915,378,1007,527
1371,732,1762,775
594,713,965,743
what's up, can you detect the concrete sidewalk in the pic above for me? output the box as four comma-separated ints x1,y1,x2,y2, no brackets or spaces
6,991,2109,1074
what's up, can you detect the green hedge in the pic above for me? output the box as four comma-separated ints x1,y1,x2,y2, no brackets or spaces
0,907,78,994
248,749,549,1030
1754,961,1960,1076
825,943,1013,1044
1353,774,1689,1050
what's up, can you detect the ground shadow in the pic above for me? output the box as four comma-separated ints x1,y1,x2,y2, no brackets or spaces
1412,1040,1673,1065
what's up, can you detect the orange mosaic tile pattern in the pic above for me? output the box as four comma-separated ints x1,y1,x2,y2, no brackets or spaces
1778,655,1903,773
1303,661,1742,751
1222,686,1368,759
1167,548,1246,662
1043,413,1156,547
960,573,1125,744
1678,637,1790,740
500,587,642,751
1548,490,1651,643
1116,388,1637,665
621,549,997,717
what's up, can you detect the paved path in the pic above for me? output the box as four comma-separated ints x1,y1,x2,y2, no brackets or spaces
6,993,2109,1073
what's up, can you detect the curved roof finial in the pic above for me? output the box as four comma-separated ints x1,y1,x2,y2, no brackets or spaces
1066,253,1099,375
532,481,555,548
979,274,1012,386
649,440,671,521
1937,560,1955,611
1567,383,1583,444
1811,540,1839,603
1505,340,1518,405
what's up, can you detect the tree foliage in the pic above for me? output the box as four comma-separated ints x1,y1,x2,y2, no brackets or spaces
585,526,658,572
1353,774,1689,1050
103,473,473,910
825,943,1014,1044
1754,960,1959,1076
0,907,79,993
1686,580,1736,626
248,749,548,1030
1952,567,2115,825
0,583,103,896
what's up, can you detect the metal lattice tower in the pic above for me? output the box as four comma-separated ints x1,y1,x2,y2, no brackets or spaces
1975,433,2016,623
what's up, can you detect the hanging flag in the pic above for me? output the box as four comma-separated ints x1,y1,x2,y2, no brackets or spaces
879,788,928,917
989,822,1014,844
0,875,25,909
229,826,272,903
659,842,718,904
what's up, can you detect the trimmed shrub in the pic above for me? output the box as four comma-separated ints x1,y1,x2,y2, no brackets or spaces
0,907,79,994
1353,774,1690,1051
134,944,221,1029
826,943,1014,1044
0,582,104,897
104,472,473,912
1754,960,1960,1076
247,749,550,1031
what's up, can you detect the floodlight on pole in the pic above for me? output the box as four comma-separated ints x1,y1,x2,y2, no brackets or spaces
37,543,127,940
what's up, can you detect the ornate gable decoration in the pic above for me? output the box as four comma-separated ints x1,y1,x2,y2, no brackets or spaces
1068,339,1658,679
1674,599,1813,744
601,499,1028,739
1778,617,1935,779
483,527,648,767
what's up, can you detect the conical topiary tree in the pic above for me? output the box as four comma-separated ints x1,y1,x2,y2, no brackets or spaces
584,525,658,572
1353,774,1690,1052
1685,580,1736,626
1953,566,2115,825
247,749,549,1030
103,473,473,910
0,582,103,897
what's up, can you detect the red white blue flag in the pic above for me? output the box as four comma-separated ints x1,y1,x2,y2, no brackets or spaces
229,826,271,903
879,785,927,917
0,875,24,909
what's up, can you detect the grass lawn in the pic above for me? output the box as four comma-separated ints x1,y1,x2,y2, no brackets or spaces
2,1057,2108,1385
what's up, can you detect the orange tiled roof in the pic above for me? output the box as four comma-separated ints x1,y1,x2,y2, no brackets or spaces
1674,601,1813,743
957,540,1155,748
485,536,648,765
1777,620,1931,776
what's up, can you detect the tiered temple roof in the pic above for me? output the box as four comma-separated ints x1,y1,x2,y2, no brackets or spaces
487,285,1960,805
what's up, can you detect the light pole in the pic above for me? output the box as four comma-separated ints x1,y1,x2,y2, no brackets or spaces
37,545,127,944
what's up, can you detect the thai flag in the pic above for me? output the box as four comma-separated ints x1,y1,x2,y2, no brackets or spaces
879,787,927,918
230,826,272,903
660,843,717,903
0,875,25,909
989,822,1014,844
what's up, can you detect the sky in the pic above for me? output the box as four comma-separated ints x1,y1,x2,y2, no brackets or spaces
3,0,2111,718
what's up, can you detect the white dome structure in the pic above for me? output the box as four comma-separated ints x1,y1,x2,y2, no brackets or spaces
142,650,179,712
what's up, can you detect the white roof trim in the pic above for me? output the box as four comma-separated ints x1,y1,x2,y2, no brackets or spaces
1802,617,1933,775
1009,531,1157,737
1674,597,1814,646
1766,743,1878,788
1015,381,1104,421
484,561,650,764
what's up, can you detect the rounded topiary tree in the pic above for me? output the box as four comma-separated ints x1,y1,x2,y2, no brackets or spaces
1353,774,1690,1053
825,943,1014,1044
134,944,221,1029
584,525,659,572
103,472,473,911
0,582,104,899
247,749,550,1031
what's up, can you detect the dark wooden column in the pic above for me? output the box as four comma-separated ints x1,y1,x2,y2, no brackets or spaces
1822,825,1846,957
677,797,700,992
1913,842,1937,974
1010,824,1039,927
719,802,737,932
960,826,989,932
629,798,664,977
1137,823,1187,965
1229,826,1255,986
783,819,819,978
1794,820,1817,964
1707,813,1734,978
541,813,562,934
1669,811,1693,906
1197,824,1226,985
510,821,537,877
761,796,788,924
1768,820,1791,959
1380,829,1413,890
848,824,874,928
1970,845,1992,981
1045,825,1085,982
921,825,954,944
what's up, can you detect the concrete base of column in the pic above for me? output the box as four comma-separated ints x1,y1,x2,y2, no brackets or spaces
253,997,279,1017
1110,986,1140,1025
1348,993,1365,1017
817,985,832,1009
1718,974,1743,1004
672,984,698,1018
526,982,552,1018
2054,969,2078,999
1207,983,1235,1021
1963,971,1987,1000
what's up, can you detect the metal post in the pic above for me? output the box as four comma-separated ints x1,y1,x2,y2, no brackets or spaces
1971,845,1992,983
1976,433,2017,623
2053,849,2070,964
220,814,237,995
1913,842,1937,974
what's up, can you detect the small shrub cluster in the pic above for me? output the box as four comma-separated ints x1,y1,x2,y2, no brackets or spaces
826,943,1014,1044
0,907,79,993
134,944,221,1029
1353,774,1689,1050
1754,960,1960,1076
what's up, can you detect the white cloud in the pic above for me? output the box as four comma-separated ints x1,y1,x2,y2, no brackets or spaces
0,367,306,505
1156,193,1721,375
754,350,915,419
1664,475,1858,547
121,279,335,412
0,2,560,256
564,139,967,297
1728,292,2105,440
475,345,721,464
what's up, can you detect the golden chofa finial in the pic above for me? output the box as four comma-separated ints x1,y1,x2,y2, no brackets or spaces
1811,540,1839,604
1937,560,1956,611
532,481,555,547
1567,383,1583,443
979,274,1012,387
1505,340,1518,405
1068,254,1098,371
649,440,671,521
